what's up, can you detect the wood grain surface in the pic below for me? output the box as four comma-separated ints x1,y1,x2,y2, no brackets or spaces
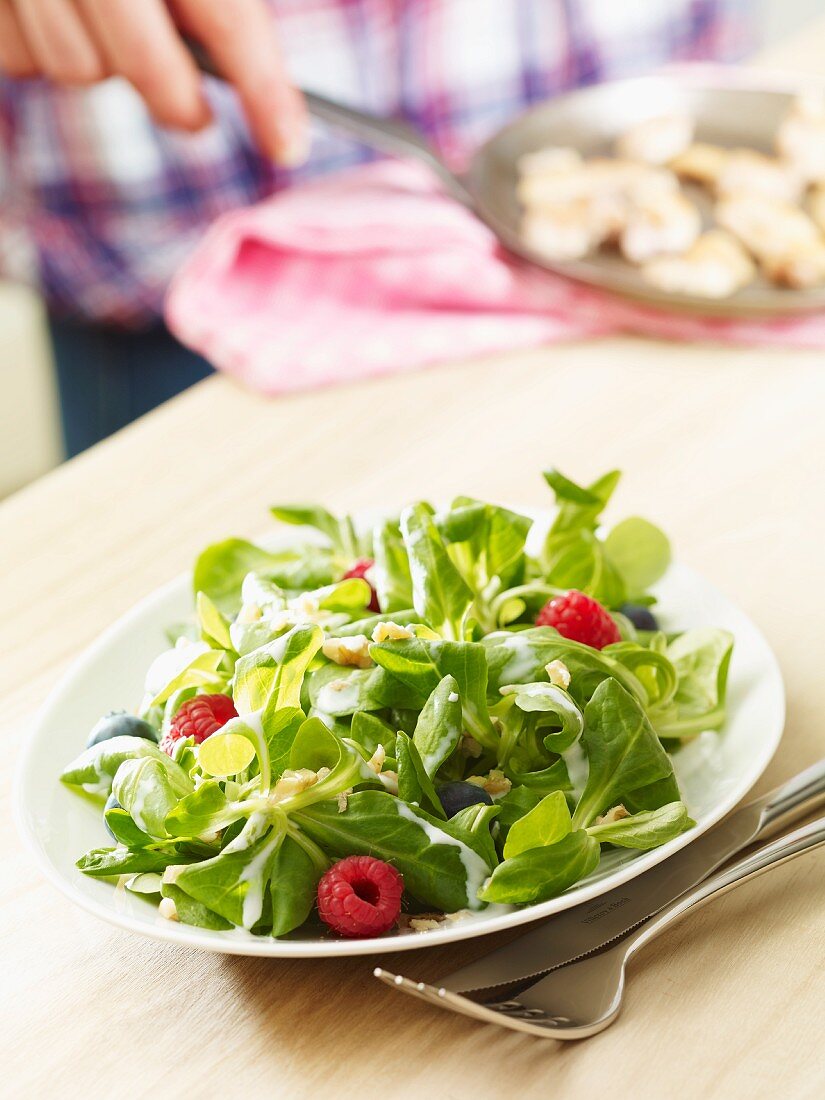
3,24,825,1100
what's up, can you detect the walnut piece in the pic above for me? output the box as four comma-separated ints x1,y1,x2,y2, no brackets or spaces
321,634,373,669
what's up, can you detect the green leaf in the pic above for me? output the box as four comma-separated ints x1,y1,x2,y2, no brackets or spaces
544,468,621,534
349,711,396,755
113,755,193,839
478,830,599,904
160,881,233,930
270,504,360,560
604,517,671,594
400,503,472,639
263,706,311,779
573,679,678,829
370,636,495,747
396,732,446,818
658,628,734,737
503,790,572,859
372,519,413,612
441,803,501,870
61,736,172,797
194,538,333,615
103,803,152,848
269,834,326,937
586,802,694,849
174,816,286,929
144,643,226,709
165,780,252,838
412,675,462,778
295,790,489,911
499,681,584,753
289,717,342,773
196,591,234,651
76,841,212,877
233,624,323,713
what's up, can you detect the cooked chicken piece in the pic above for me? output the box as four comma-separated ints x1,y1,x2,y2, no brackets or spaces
808,184,825,234
642,230,755,298
619,190,701,264
670,142,730,187
715,193,820,262
762,239,825,289
715,149,803,203
520,202,602,261
517,146,583,177
615,113,694,165
776,93,825,183
517,157,675,206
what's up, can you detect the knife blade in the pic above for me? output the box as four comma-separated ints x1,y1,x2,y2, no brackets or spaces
439,760,825,994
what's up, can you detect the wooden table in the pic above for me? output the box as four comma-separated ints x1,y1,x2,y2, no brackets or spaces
4,32,825,1100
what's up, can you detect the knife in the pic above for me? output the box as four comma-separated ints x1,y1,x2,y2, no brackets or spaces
439,758,825,995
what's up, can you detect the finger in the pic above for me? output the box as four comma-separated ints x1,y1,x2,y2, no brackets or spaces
79,0,210,131
0,1,38,77
172,0,308,165
12,0,105,84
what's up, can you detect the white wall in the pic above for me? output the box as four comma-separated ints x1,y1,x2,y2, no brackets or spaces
0,283,61,497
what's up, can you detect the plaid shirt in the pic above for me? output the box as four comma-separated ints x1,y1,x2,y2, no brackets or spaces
0,0,753,327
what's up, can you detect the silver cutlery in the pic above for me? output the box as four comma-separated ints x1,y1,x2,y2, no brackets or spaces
375,813,825,1038
432,758,825,996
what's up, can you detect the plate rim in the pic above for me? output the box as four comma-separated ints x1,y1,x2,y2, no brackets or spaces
14,548,785,958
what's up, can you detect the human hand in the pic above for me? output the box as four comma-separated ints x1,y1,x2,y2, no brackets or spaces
0,0,308,165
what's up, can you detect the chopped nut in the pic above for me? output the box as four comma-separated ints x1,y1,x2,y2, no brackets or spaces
378,770,398,795
460,734,483,759
367,744,386,774
467,770,511,797
158,897,179,922
272,768,319,801
337,789,351,813
545,660,571,690
322,634,373,669
371,621,415,643
410,918,442,932
445,910,473,923
595,804,631,826
398,911,446,932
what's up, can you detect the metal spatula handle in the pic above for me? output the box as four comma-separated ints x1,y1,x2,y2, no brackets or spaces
186,39,472,205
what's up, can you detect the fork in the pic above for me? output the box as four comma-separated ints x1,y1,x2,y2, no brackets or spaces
375,814,825,1039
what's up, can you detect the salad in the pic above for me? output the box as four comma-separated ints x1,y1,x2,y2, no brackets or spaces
61,469,733,939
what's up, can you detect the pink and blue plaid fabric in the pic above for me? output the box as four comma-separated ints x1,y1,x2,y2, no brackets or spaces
0,0,753,327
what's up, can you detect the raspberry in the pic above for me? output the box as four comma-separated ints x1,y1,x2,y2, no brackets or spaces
317,855,403,938
160,693,238,756
343,558,380,612
536,590,621,650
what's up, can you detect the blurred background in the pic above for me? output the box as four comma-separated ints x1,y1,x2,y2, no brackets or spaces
0,0,819,500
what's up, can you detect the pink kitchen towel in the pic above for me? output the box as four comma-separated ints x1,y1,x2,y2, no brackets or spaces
165,160,825,395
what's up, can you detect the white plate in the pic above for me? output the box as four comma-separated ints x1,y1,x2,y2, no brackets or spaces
15,531,784,957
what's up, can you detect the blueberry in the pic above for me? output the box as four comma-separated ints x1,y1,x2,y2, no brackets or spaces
103,792,122,841
619,603,660,632
86,711,158,748
437,781,494,818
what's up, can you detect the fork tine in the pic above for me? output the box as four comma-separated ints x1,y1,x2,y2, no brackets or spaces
373,967,579,1038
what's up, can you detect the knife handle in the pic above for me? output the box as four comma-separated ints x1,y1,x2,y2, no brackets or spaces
756,757,825,838
625,815,825,962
